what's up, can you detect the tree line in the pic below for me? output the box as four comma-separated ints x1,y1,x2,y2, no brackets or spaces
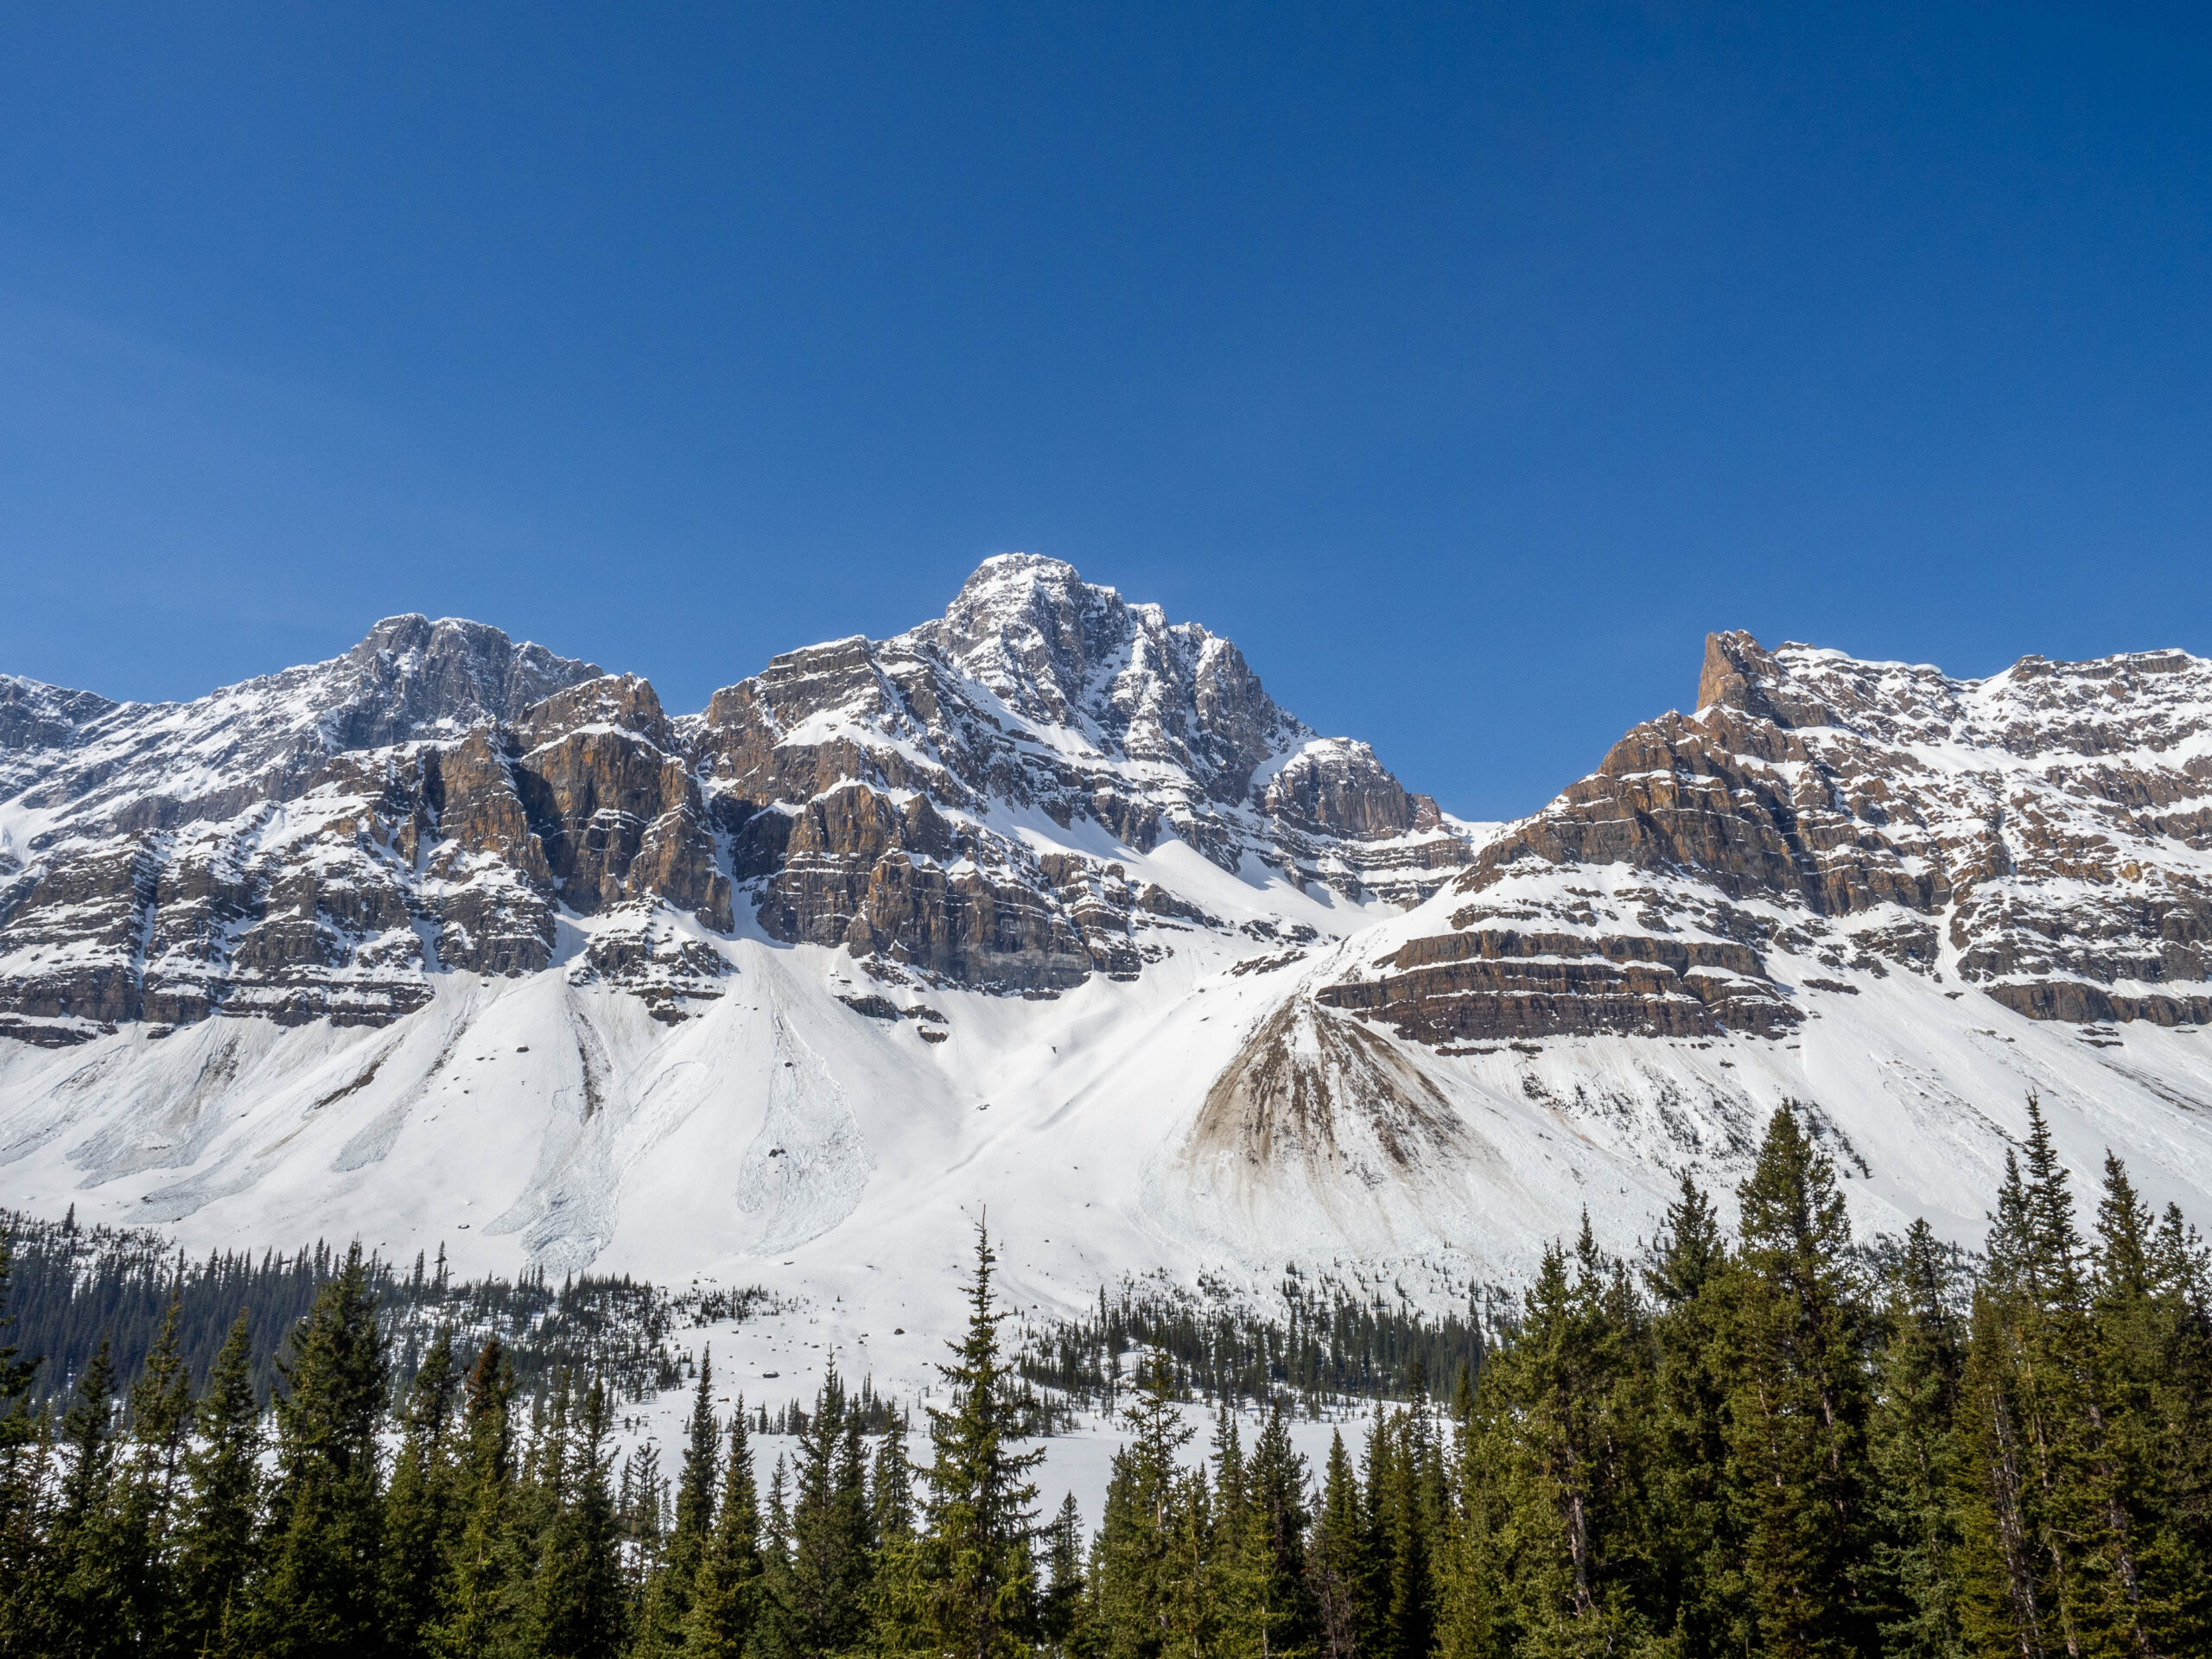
0,1208,776,1410
1016,1269,1491,1413
2,1096,2209,1656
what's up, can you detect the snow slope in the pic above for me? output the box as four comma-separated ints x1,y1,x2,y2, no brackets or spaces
6,577,2212,1398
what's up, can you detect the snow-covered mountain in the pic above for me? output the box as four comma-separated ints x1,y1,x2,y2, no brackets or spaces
4,560,2212,1378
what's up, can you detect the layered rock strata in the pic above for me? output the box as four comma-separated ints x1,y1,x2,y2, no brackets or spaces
1313,630,2212,1046
0,558,1470,1038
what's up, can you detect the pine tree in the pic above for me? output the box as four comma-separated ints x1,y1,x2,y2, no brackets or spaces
1233,1401,1315,1659
686,1404,763,1659
50,1337,127,1659
1643,1172,1747,1658
1307,1432,1370,1659
1091,1363,1195,1659
639,1350,721,1656
1720,1107,1878,1657
529,1373,626,1659
432,1337,519,1659
173,1310,264,1659
1868,1219,1968,1659
384,1325,461,1659
888,1221,1046,1659
249,1242,392,1659
111,1287,196,1655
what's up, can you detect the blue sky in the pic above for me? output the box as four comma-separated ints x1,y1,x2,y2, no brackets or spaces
3,4,2208,819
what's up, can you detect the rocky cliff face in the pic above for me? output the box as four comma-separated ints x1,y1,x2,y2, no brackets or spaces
692,556,1470,990
1307,630,2212,1048
11,603,2212,1302
0,559,1468,1040
14,590,2202,1058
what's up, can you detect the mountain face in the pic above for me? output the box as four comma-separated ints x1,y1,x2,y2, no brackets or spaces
4,568,2212,1361
1311,631,2212,1049
0,556,1467,1045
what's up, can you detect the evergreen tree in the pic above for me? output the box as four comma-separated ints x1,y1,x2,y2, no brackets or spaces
529,1373,626,1659
1955,1103,2169,1657
1868,1219,1968,1659
686,1405,763,1659
384,1325,461,1659
1643,1173,1747,1658
887,1222,1045,1659
1720,1107,1879,1657
639,1351,721,1656
432,1336,520,1659
1306,1432,1370,1659
49,1337,126,1658
1440,1225,1652,1657
759,1364,874,1659
249,1243,393,1659
872,1411,913,1548
110,1287,196,1656
2083,1151,2210,1650
1159,1461,1219,1659
1091,1363,1195,1659
0,1235,48,1656
1232,1401,1315,1659
1039,1491,1086,1652
173,1310,264,1659
757,1453,796,1659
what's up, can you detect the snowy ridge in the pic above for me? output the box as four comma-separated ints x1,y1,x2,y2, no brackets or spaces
4,583,2212,1395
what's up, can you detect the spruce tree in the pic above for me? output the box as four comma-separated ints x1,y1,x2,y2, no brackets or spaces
639,1350,721,1656
173,1310,263,1659
432,1336,519,1659
1092,1363,1194,1659
1721,1107,1878,1657
529,1373,626,1659
1234,1401,1316,1659
1446,1227,1651,1656
384,1326,461,1659
1307,1431,1370,1659
1643,1172,1746,1658
871,1411,913,1548
249,1242,392,1659
890,1222,1046,1659
756,1453,796,1659
1955,1102,2163,1657
2086,1151,2210,1650
1039,1491,1085,1652
50,1337,126,1659
1159,1461,1219,1659
112,1288,196,1655
1954,1149,2054,1658
1868,1219,1968,1659
686,1404,763,1659
760,1364,874,1658
0,1235,48,1656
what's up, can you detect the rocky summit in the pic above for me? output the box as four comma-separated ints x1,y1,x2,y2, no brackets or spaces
0,556,1469,1045
3,564,2212,1338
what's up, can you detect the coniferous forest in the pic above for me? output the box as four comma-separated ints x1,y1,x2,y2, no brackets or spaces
2,1098,2209,1657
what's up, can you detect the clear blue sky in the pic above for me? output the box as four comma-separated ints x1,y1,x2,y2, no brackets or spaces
3,5,2208,819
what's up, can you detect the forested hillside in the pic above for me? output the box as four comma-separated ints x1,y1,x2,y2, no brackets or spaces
0,1209,769,1409
2,1098,2209,1657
